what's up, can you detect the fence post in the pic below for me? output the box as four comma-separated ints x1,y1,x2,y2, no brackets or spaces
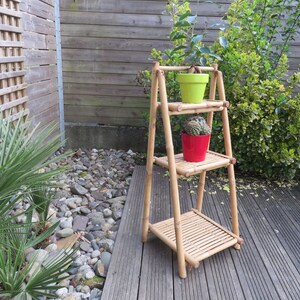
54,0,65,143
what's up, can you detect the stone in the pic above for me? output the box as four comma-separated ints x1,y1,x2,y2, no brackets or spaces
59,204,69,212
56,287,68,298
63,295,76,300
92,231,105,239
91,240,99,250
65,211,72,217
60,220,73,229
106,217,115,225
68,267,79,275
73,215,89,231
57,228,74,238
102,208,112,218
67,201,77,209
90,288,102,300
107,231,117,240
88,202,99,210
90,212,105,226
90,257,98,265
71,183,88,196
80,241,91,252
106,196,126,204
85,270,95,280
101,222,113,232
26,249,48,263
45,243,57,253
80,207,91,215
81,285,90,293
84,233,95,241
94,261,106,277
101,251,112,270
91,191,106,201
56,211,66,218
98,239,114,253
91,250,100,258
112,206,123,220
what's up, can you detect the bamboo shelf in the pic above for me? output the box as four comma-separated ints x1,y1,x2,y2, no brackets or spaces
142,63,243,279
149,210,243,267
157,100,229,115
154,150,235,177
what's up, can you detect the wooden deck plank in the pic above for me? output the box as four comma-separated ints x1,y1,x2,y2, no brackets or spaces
207,181,281,300
194,182,245,300
138,167,173,300
207,179,300,300
238,192,300,300
101,166,145,300
102,167,300,299
174,180,210,300
250,186,300,270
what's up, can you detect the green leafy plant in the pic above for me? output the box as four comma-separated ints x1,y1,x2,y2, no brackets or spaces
137,0,220,152
184,116,211,136
0,114,75,299
211,0,300,179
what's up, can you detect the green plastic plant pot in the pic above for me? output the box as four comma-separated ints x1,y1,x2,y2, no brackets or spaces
177,73,209,104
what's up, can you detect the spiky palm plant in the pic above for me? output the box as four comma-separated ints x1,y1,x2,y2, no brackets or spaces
0,115,74,299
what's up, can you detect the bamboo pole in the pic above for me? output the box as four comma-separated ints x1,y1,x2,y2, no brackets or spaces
169,107,223,116
192,209,243,244
142,62,159,242
160,100,225,112
157,70,187,278
217,71,240,249
149,224,199,268
159,66,215,72
196,64,218,211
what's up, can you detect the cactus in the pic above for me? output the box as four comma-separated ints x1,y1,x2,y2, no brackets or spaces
184,116,211,136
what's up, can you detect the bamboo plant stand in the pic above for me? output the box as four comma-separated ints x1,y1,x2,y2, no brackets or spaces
142,62,244,279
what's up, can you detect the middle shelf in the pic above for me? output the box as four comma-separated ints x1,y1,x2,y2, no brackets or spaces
154,150,236,177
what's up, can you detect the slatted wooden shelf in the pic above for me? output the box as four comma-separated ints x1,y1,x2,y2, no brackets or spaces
154,151,235,177
149,209,243,268
157,100,229,115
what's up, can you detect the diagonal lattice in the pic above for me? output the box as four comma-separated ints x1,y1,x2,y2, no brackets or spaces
0,0,28,120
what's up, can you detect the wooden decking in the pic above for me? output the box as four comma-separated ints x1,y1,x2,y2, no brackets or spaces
102,166,300,300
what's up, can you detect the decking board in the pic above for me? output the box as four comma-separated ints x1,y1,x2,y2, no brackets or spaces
102,166,300,300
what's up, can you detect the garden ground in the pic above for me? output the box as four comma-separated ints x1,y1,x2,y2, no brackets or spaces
102,166,300,300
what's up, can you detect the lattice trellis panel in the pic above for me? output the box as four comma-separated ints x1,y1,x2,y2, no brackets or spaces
0,0,28,120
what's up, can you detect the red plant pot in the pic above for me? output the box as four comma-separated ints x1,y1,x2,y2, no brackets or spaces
181,133,210,162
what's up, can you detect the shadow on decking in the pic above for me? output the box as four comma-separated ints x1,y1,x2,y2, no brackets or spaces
102,166,300,300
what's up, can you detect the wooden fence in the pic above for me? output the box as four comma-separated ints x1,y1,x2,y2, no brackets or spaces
0,0,59,128
60,0,300,130
0,0,28,120
60,0,234,127
20,0,59,129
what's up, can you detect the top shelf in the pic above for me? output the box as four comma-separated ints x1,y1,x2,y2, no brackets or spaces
157,100,229,115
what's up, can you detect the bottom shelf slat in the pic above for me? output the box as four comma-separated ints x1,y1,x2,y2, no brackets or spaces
149,210,243,267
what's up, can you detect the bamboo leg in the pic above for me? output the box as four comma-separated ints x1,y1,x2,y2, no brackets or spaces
142,62,159,242
196,65,218,211
158,70,187,279
196,171,206,211
218,71,240,248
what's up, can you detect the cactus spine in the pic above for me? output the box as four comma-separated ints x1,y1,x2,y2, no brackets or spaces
184,116,211,136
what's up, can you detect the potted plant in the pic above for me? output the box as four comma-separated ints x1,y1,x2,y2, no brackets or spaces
181,116,211,162
177,66,209,104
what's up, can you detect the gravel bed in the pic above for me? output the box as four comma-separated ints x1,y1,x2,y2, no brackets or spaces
17,148,144,300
